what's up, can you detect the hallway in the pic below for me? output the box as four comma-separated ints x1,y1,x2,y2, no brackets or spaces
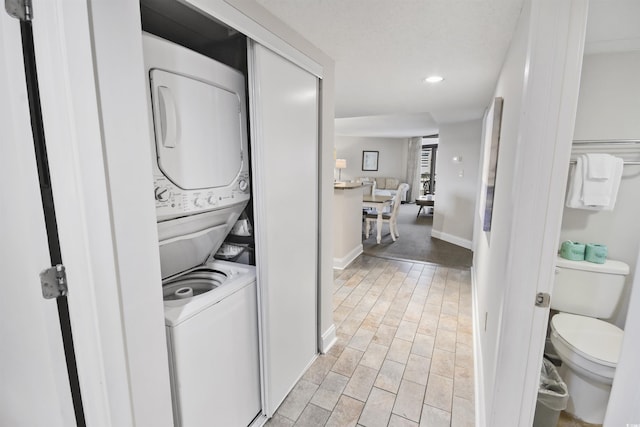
266,255,474,426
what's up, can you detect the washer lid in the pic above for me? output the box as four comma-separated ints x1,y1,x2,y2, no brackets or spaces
551,313,623,366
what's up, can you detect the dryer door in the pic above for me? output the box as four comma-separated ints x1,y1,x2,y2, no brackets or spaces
150,69,243,190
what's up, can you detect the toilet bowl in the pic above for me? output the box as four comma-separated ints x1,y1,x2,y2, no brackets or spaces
550,312,623,424
549,256,629,424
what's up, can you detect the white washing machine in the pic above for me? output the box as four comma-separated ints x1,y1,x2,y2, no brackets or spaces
163,260,260,427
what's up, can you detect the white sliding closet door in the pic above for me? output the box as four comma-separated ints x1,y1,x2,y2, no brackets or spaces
249,42,319,415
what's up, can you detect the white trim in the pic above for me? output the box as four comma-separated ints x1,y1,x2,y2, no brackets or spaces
333,244,363,270
471,266,486,427
320,325,338,354
431,230,472,250
180,0,323,78
488,1,589,426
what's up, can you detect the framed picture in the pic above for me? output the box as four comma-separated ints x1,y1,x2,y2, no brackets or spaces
479,97,504,232
362,151,379,171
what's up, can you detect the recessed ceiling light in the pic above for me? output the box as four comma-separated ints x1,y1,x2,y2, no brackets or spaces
424,75,444,83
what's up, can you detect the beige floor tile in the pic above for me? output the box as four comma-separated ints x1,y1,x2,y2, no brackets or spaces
332,347,364,377
360,343,389,370
455,343,473,368
349,327,376,352
387,338,413,364
402,301,424,323
393,380,426,422
374,359,405,394
403,354,430,386
454,364,474,401
441,300,459,316
451,396,474,427
411,334,435,358
435,329,457,352
431,348,455,378
424,373,453,412
277,379,319,421
302,354,338,385
438,313,458,332
325,395,365,427
395,320,419,342
388,414,419,427
310,371,349,411
265,413,295,427
274,257,474,427
417,314,439,336
344,365,379,402
339,317,364,337
294,404,331,426
382,309,404,327
419,404,451,427
372,323,398,347
358,387,396,427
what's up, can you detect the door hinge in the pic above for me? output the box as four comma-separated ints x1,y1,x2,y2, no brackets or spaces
5,0,32,21
40,264,68,299
535,292,550,308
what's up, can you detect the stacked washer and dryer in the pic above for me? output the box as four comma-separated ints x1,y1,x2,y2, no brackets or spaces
143,33,261,427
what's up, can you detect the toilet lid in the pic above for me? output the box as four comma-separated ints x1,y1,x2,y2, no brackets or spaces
551,313,623,367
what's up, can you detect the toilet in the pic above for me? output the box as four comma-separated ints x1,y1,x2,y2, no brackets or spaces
549,256,629,424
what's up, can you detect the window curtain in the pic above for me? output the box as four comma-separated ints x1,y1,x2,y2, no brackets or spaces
405,137,422,201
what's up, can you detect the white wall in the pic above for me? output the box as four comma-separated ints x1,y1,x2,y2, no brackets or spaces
432,119,482,248
335,135,408,182
560,51,640,328
473,2,530,418
573,52,640,141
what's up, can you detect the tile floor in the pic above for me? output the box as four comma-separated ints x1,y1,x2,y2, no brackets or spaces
266,255,474,427
557,411,602,427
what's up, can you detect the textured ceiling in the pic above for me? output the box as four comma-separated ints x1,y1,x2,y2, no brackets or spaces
256,0,640,137
256,0,524,129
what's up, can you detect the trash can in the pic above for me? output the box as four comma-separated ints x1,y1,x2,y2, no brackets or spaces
533,358,569,427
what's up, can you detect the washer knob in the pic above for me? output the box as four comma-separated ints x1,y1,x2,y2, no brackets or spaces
239,179,249,192
207,196,217,205
193,197,205,208
155,186,171,202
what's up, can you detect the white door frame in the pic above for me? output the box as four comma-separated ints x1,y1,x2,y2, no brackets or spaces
0,11,75,427
484,1,589,425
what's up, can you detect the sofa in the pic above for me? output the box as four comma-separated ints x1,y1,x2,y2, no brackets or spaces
358,177,409,202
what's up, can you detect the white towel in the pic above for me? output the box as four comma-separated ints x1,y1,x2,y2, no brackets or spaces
566,155,585,209
585,153,615,180
566,154,623,211
582,154,623,207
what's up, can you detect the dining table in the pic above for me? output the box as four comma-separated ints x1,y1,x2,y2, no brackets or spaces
362,194,393,244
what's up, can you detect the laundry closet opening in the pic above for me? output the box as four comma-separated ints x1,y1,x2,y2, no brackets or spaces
138,1,322,425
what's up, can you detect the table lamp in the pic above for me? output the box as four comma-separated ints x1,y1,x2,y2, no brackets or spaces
335,159,347,182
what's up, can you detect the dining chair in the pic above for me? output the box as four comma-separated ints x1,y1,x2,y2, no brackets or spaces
364,183,409,242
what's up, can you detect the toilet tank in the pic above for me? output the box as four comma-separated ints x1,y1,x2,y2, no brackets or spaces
552,256,629,319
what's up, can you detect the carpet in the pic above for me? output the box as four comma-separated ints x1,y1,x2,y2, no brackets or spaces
362,203,473,267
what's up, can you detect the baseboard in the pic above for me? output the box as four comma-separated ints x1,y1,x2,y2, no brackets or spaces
320,324,337,354
431,229,472,250
471,266,486,427
333,244,362,270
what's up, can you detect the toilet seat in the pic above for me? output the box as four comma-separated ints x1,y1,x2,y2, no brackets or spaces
550,313,623,382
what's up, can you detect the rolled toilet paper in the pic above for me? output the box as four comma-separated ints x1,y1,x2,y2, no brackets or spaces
585,244,607,264
560,241,586,261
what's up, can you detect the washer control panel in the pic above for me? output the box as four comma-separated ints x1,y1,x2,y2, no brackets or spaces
154,173,250,221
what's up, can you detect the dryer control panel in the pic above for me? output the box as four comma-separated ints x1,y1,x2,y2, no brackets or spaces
154,173,250,222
